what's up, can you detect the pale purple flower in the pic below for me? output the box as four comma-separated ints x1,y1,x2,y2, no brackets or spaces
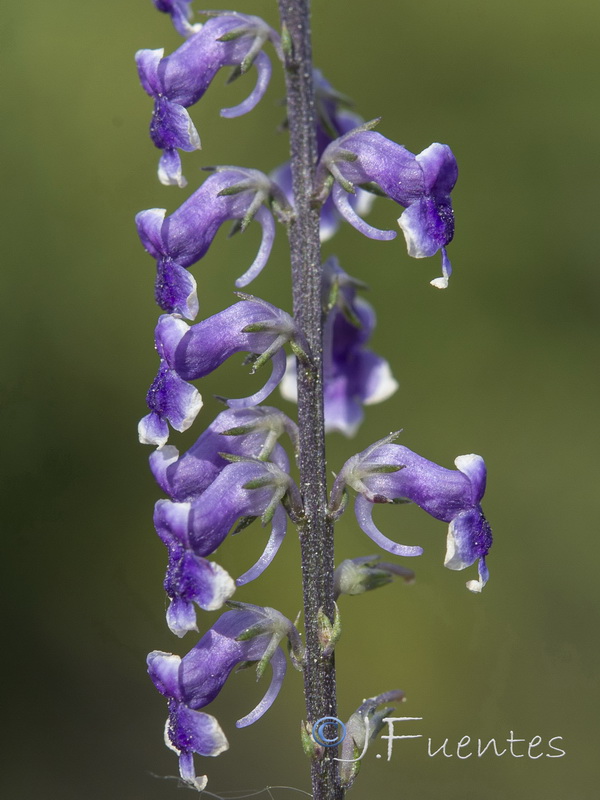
281,258,397,436
154,460,294,635
147,604,300,790
139,296,302,446
136,13,281,185
332,435,492,592
136,168,286,320
316,126,458,288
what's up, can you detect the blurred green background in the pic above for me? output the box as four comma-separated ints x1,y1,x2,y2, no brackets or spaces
2,0,599,798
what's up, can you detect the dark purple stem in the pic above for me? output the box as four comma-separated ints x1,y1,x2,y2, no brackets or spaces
276,2,343,799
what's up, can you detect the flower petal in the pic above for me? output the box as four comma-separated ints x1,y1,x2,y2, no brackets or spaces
235,647,287,727
354,495,424,557
221,51,272,119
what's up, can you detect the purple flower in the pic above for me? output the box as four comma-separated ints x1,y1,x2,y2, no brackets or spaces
332,435,492,592
281,258,397,436
149,405,298,501
136,13,281,185
147,604,301,789
154,460,294,635
139,297,302,446
316,125,458,288
136,168,286,320
151,1,200,37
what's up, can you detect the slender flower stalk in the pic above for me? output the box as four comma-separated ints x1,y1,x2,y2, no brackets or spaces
276,2,343,798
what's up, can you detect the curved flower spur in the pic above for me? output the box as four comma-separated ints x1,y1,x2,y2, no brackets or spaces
331,433,492,592
315,120,458,288
147,603,303,792
136,11,282,185
136,167,289,320
138,295,308,446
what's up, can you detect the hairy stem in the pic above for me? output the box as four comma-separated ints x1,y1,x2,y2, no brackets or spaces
276,2,343,799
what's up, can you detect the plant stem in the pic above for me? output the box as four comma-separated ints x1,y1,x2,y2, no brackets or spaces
276,2,343,799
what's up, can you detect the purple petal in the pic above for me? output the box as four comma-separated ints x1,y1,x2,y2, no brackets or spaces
236,647,287,728
154,499,191,549
361,353,399,406
354,494,424,557
138,411,169,447
166,598,198,638
168,702,229,757
444,507,492,570
136,208,166,259
135,48,163,96
158,149,186,189
147,651,182,700
226,347,287,408
332,183,397,241
145,363,203,435
155,258,199,320
221,51,272,119
416,143,458,195
454,454,487,504
234,205,275,287
398,196,454,258
236,504,287,586
150,97,201,152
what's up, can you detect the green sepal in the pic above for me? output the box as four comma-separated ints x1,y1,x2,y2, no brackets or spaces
217,27,250,42
357,181,388,197
261,495,281,526
336,149,359,163
281,23,293,59
392,497,411,505
255,633,279,681
220,424,258,436
317,603,341,657
234,659,258,672
231,515,258,535
217,451,248,463
243,476,275,490
241,322,273,333
235,623,270,642
289,338,311,366
301,721,319,759
217,181,253,197
367,464,404,474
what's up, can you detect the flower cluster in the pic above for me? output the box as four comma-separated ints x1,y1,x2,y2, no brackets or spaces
135,2,490,793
